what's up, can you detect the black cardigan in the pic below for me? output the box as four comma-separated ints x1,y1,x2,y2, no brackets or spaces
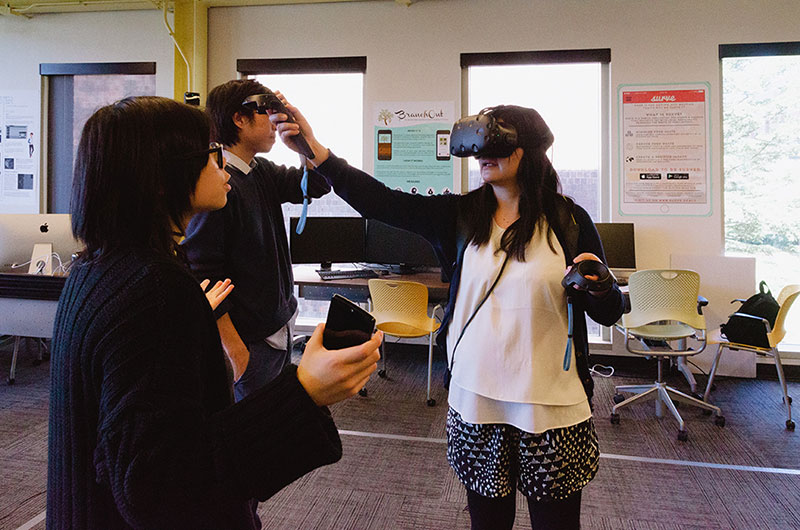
314,153,625,402
47,248,341,529
183,157,330,343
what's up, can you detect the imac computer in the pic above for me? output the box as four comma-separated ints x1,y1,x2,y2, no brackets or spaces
289,216,366,270
365,219,440,275
0,214,81,274
595,222,636,284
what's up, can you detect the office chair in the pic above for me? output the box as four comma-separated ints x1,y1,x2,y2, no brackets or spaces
703,284,800,431
611,269,725,441
367,279,442,406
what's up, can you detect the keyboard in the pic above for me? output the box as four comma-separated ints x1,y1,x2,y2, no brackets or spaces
316,269,380,281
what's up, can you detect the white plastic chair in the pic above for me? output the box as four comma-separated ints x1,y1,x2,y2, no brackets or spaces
611,269,724,441
703,284,800,431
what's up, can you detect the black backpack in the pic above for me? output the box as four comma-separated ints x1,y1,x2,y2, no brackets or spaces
719,281,780,348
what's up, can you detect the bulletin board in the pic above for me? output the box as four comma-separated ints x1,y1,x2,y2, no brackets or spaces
618,83,711,216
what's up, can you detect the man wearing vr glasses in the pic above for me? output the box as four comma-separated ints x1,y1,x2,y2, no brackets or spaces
183,80,331,407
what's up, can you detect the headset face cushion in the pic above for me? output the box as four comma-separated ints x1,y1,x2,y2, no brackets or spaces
450,113,518,158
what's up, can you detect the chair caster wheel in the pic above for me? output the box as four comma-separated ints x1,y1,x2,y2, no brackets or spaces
613,393,625,404
677,430,688,441
610,413,620,425
358,387,368,397
786,420,796,431
378,370,387,378
426,398,436,407
692,392,704,400
714,415,726,427
785,396,793,404
7,377,14,385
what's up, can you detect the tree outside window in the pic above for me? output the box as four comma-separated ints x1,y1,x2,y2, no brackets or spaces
722,54,800,347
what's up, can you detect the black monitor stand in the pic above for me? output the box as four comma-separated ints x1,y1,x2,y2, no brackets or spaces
388,264,418,275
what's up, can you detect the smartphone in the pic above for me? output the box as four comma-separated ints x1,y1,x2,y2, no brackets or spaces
322,294,376,350
377,130,392,161
436,130,451,161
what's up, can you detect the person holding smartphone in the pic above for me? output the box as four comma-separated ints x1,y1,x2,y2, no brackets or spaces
273,99,625,530
48,96,382,529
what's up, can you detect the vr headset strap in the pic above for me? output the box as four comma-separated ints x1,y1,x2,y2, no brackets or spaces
447,252,509,379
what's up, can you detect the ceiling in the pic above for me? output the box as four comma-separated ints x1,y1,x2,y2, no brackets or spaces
1,0,415,18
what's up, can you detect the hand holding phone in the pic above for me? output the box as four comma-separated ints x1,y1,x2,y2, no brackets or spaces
322,294,377,350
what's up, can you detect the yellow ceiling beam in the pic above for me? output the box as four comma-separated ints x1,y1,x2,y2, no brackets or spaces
171,0,207,103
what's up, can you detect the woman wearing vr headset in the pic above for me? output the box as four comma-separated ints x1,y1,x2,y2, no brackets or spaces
274,98,624,530
47,96,382,529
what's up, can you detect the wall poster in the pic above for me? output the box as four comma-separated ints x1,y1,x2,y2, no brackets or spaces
373,101,454,195
0,90,40,213
618,83,711,216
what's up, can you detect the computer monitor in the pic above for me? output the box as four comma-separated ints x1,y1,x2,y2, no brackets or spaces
594,222,636,275
289,216,366,270
0,214,81,273
365,219,440,274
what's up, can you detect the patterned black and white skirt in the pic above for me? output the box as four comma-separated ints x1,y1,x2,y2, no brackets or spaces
446,408,599,501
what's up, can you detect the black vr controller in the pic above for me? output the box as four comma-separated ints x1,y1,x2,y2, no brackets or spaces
242,92,315,160
561,260,616,292
450,111,518,158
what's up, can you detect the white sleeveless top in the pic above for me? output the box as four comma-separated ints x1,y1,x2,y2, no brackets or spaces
446,222,591,434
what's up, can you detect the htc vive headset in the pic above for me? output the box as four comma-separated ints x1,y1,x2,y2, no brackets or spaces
450,109,519,158
242,92,283,115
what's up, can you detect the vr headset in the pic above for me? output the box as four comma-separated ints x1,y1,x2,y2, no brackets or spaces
242,91,315,159
449,109,519,158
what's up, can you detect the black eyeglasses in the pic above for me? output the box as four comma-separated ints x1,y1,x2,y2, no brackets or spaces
181,142,224,168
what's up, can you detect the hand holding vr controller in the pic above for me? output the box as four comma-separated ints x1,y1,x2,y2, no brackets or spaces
242,90,316,160
268,93,331,166
562,253,616,296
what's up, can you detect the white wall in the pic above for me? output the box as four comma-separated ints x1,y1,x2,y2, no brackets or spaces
0,10,175,99
3,0,798,333
208,0,799,333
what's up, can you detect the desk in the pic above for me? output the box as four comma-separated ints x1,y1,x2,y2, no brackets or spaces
0,271,65,337
293,265,450,305
0,271,65,383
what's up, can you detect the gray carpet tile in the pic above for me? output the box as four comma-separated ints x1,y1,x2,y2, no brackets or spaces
3,338,800,529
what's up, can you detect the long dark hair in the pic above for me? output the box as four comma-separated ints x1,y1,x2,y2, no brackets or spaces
463,105,569,261
71,96,211,258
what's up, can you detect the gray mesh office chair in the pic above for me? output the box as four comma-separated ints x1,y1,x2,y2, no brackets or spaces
611,269,725,441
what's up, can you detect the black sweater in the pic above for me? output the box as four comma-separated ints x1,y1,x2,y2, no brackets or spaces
182,157,330,343
314,153,626,402
47,248,342,529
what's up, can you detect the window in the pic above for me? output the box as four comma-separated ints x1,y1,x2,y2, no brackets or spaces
462,50,610,221
238,57,365,220
463,50,610,341
41,62,156,213
721,42,800,349
239,57,365,321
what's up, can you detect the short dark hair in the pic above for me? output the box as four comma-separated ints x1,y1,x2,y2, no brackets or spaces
206,79,270,147
71,96,211,257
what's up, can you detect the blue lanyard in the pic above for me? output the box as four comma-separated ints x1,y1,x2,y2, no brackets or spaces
563,298,574,371
295,166,309,235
